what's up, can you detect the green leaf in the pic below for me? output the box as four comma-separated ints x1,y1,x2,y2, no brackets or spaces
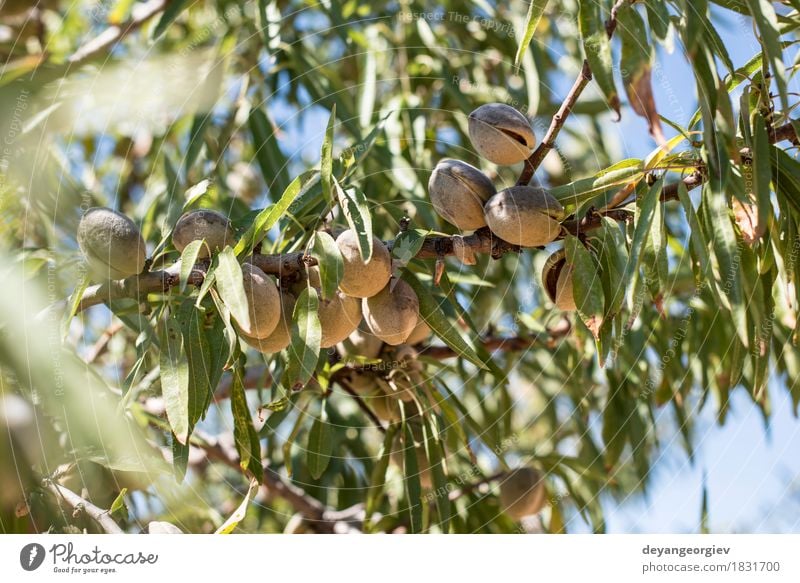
550,159,644,206
618,5,664,143
248,107,290,197
400,270,487,370
310,231,343,301
702,182,749,347
176,300,213,430
391,229,427,271
424,419,451,533
306,399,333,479
171,433,189,483
623,177,663,284
751,112,772,236
744,0,790,112
564,234,605,339
592,217,628,318
184,114,210,173
234,170,318,256
579,0,620,116
215,247,250,332
285,287,322,391
320,105,336,205
677,182,715,286
179,239,204,293
515,0,550,66
364,423,399,532
402,425,423,533
61,271,90,341
231,355,263,479
152,0,189,40
602,377,629,468
109,488,128,516
334,176,373,262
159,317,190,444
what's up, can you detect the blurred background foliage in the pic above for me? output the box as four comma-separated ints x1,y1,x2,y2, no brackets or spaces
2,0,800,533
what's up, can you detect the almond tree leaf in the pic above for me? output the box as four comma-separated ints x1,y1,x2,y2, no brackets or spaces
215,247,250,332
306,399,333,479
623,177,663,284
424,417,450,533
248,107,290,197
231,355,263,480
579,0,620,117
644,0,672,43
400,270,487,370
601,375,629,469
310,231,343,301
179,239,204,293
514,0,550,66
618,6,665,145
171,433,189,483
234,169,319,256
285,287,322,391
751,112,772,239
702,181,749,347
108,488,128,516
358,35,377,128
320,105,336,205
391,229,427,271
159,317,190,444
364,423,399,532
744,0,790,112
61,271,90,341
152,0,189,40
184,115,210,174
215,478,259,534
402,424,423,534
176,299,212,430
677,182,718,298
591,217,628,317
550,159,644,206
334,176,373,262
564,234,605,339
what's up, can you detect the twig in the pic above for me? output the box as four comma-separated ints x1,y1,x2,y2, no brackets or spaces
68,0,170,65
198,431,358,533
45,481,124,534
419,330,569,359
83,322,124,364
517,60,593,186
336,379,387,434
605,0,632,38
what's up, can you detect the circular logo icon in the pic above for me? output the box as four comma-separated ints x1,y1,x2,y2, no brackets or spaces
19,543,46,571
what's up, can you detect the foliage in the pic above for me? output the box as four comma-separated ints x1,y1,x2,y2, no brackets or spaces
1,0,800,534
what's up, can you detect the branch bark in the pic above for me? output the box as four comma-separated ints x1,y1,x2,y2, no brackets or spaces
45,481,124,534
198,431,360,533
68,0,170,65
517,60,593,186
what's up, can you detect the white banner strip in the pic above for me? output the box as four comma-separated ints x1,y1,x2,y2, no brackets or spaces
1,534,798,582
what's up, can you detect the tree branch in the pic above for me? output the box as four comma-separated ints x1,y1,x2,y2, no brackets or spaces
198,431,359,533
68,0,170,66
45,481,124,534
517,60,593,186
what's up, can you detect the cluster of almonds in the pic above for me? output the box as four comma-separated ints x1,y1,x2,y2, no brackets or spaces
76,207,430,356
77,204,546,517
428,103,578,311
